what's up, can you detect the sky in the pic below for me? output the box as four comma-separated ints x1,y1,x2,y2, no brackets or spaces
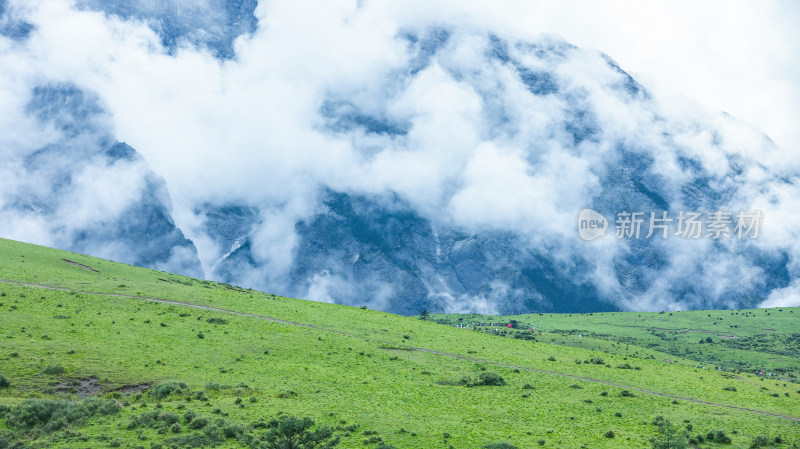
2,0,800,310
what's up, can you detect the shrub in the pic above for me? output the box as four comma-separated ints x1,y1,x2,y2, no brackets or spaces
263,415,340,448
157,412,179,425
707,430,732,444
617,363,633,369
223,422,247,439
620,390,635,397
183,409,197,423
605,430,615,438
477,372,505,386
203,424,222,441
749,435,770,448
6,398,119,431
650,420,687,449
722,386,737,392
189,417,209,430
206,318,228,325
43,365,65,375
151,381,188,399
0,373,10,389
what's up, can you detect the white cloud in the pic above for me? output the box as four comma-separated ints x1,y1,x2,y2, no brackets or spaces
761,280,800,308
2,0,800,311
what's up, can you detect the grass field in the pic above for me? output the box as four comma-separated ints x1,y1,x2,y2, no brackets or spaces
0,237,798,448
426,309,800,380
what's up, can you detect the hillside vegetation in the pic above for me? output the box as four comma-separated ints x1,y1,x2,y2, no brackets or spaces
0,238,798,448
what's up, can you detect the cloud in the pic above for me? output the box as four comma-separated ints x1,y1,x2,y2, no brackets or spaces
2,0,800,312
761,280,800,308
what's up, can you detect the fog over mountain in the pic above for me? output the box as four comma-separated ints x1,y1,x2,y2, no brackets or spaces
2,0,800,314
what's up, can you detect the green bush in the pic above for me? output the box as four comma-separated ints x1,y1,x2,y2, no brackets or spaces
151,381,188,399
707,430,732,444
483,443,518,449
6,398,119,432
263,415,339,448
222,422,247,439
184,409,197,423
158,412,180,425
477,372,505,386
650,419,687,449
42,365,65,375
189,417,209,430
0,373,10,389
749,435,770,448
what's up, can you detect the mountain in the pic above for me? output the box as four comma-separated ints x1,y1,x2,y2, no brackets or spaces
208,30,793,314
2,1,797,314
1,83,202,277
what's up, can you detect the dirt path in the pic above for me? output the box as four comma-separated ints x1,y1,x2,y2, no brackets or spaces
62,259,100,273
2,278,798,423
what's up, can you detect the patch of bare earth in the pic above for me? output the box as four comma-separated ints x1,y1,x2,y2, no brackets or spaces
56,377,101,398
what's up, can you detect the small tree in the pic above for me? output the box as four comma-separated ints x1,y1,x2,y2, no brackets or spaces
263,416,340,449
650,420,687,449
419,310,429,320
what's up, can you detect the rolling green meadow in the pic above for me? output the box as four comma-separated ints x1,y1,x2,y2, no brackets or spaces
0,237,798,448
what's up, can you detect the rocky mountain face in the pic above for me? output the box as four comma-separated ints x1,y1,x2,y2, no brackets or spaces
207,29,792,314
3,1,796,314
75,0,258,59
3,83,202,277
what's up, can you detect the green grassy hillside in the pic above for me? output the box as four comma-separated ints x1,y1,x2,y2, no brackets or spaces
0,238,798,448
426,308,800,380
